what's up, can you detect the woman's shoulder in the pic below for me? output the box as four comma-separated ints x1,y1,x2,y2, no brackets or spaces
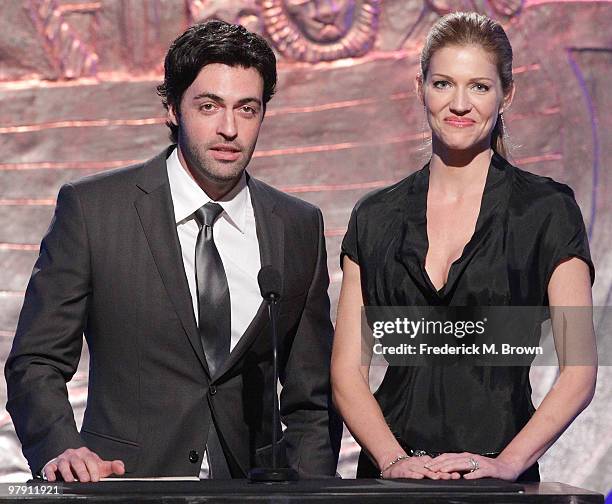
510,162,576,201
351,167,425,217
505,160,580,216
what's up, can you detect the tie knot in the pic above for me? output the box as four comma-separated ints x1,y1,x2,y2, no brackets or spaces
194,202,224,228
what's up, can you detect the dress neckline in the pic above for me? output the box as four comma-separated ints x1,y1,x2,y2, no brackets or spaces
412,152,511,299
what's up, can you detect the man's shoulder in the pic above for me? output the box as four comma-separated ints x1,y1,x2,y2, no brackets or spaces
68,148,170,195
248,176,320,217
70,161,144,192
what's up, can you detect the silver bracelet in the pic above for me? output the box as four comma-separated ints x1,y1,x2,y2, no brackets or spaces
379,454,410,478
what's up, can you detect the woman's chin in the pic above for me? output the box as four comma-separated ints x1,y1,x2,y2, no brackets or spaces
435,134,491,156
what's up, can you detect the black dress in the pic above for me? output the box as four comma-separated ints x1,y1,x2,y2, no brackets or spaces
341,152,595,482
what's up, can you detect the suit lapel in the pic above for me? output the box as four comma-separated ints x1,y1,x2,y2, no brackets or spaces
249,175,285,280
214,175,285,379
133,148,210,376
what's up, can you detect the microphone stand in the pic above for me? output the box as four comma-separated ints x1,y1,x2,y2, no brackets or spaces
248,292,298,483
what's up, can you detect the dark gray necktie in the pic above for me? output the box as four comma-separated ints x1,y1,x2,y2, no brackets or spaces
194,202,231,377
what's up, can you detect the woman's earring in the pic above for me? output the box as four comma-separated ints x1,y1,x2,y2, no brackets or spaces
500,112,511,144
422,105,430,148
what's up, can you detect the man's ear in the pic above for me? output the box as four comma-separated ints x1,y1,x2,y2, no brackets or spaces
167,103,179,127
415,74,425,105
500,82,515,115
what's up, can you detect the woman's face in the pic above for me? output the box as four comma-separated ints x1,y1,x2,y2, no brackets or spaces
418,44,513,154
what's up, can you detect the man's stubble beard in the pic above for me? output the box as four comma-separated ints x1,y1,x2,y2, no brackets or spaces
180,134,257,187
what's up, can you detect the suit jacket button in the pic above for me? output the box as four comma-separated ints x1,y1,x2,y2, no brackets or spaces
209,385,217,395
189,450,199,463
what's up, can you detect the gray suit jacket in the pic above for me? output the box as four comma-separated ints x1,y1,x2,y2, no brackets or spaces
5,146,341,477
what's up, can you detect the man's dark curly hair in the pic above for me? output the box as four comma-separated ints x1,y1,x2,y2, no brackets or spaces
157,20,277,144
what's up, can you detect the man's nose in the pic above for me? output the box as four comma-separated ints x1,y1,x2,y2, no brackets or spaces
449,88,472,114
217,109,237,140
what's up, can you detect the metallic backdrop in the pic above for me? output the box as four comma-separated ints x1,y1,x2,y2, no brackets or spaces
0,0,610,493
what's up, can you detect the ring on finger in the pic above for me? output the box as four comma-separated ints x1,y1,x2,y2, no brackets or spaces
468,457,479,472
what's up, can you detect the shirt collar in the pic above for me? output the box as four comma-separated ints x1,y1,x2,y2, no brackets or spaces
166,147,249,233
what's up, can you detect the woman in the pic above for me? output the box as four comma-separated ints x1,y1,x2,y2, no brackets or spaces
331,12,596,482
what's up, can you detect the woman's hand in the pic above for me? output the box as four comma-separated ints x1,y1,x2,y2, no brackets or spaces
380,455,460,480
425,452,523,481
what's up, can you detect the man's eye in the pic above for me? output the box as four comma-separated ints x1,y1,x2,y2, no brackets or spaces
433,80,450,89
241,106,257,115
200,103,216,111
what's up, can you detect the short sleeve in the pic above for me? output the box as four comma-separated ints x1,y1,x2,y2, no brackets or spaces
543,188,595,288
340,206,359,268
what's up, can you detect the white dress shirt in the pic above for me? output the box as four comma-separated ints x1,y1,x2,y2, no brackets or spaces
166,147,262,477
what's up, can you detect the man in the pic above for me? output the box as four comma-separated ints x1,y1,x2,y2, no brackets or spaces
5,20,341,481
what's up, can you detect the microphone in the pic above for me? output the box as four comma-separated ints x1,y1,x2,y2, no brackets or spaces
258,266,282,302
249,266,298,483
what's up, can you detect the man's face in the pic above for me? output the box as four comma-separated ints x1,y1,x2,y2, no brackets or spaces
168,63,264,190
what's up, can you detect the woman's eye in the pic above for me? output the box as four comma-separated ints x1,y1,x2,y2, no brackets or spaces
473,83,490,92
433,80,450,89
